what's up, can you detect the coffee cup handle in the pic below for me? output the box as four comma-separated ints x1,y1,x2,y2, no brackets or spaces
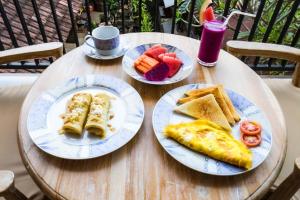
84,35,94,48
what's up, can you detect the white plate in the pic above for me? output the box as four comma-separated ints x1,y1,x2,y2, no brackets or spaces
83,38,129,60
122,43,194,85
152,84,272,176
27,75,144,159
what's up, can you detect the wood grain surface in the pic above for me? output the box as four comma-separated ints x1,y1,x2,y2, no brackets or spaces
0,42,63,65
18,33,287,200
226,41,300,63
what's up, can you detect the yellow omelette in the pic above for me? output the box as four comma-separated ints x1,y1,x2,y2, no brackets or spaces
164,119,252,169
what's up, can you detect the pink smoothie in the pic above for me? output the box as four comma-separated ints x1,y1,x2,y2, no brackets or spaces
198,20,226,65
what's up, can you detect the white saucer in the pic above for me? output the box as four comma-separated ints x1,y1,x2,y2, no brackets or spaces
83,38,129,60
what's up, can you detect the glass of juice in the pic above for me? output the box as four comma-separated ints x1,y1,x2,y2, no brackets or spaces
198,16,226,67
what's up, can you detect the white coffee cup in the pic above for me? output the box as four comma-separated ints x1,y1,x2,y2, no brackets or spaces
84,26,120,56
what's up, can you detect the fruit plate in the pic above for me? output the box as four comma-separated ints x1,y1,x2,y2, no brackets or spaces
122,43,194,85
27,75,144,160
152,84,272,176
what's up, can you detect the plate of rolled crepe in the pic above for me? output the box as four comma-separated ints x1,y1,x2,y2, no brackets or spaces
27,75,144,159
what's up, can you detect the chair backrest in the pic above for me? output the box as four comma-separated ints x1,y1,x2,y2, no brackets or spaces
267,158,300,200
226,41,300,88
0,42,63,65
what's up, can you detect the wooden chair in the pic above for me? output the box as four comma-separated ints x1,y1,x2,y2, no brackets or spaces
226,41,300,88
0,42,63,200
227,41,300,200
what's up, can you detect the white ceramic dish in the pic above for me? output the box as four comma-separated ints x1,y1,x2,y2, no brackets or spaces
27,75,144,159
122,43,194,85
152,83,272,176
83,38,129,60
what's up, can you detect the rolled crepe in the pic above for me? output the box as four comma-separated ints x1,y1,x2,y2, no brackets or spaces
164,119,252,169
61,93,92,135
85,93,110,136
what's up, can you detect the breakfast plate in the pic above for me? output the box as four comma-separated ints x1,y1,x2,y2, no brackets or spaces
27,75,144,159
122,43,193,85
152,83,272,176
83,38,129,60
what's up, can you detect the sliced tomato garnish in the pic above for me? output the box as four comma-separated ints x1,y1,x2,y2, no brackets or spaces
242,133,261,147
240,120,261,135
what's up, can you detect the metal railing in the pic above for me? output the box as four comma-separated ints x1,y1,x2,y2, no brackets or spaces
0,0,299,73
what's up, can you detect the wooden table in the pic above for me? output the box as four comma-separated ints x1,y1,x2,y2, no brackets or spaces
18,33,287,200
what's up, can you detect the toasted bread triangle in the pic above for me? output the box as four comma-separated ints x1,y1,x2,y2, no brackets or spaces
217,85,240,122
174,94,231,131
179,86,236,125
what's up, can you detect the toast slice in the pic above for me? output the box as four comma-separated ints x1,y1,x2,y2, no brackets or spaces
174,94,231,131
178,86,216,104
178,86,235,125
184,85,217,96
217,85,240,122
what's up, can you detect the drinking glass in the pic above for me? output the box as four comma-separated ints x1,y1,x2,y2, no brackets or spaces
197,16,226,67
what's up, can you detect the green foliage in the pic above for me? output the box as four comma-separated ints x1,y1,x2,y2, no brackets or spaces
131,0,139,13
107,0,119,14
91,21,98,30
141,4,153,32
213,0,226,15
237,0,299,48
177,0,227,25
130,0,153,32
176,9,183,23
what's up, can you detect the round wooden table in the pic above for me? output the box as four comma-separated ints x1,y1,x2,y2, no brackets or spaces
18,33,287,200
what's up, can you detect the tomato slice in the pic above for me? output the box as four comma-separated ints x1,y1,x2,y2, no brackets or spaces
240,120,261,135
242,133,261,147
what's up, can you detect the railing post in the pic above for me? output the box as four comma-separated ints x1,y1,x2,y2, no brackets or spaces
13,0,40,68
121,0,125,33
241,0,266,62
49,0,66,53
233,0,250,40
31,0,54,63
186,0,196,37
248,0,266,41
138,0,142,31
85,0,93,34
0,0,19,48
223,0,232,17
171,0,177,34
67,0,79,47
154,0,160,31
253,0,284,67
268,0,300,67
103,0,108,25
13,0,33,45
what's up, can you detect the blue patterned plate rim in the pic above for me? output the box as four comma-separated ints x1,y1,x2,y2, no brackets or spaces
152,83,273,176
27,74,145,160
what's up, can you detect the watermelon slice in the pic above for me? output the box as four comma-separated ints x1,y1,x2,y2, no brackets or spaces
199,0,213,24
145,47,167,60
203,7,215,22
144,62,169,81
158,52,177,61
144,44,162,55
163,56,182,77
